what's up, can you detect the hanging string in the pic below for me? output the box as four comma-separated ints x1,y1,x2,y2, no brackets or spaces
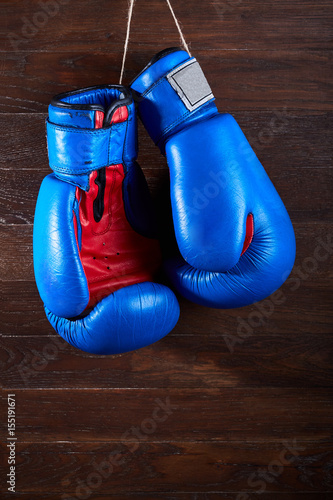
165,0,191,55
119,0,136,85
119,0,191,84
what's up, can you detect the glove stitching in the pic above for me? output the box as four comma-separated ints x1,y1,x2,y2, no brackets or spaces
140,78,191,144
51,161,123,174
141,78,213,145
155,109,191,144
141,77,166,98
122,111,129,165
47,122,112,135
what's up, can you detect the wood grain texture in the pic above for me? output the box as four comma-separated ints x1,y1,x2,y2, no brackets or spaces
2,388,333,443
0,441,332,494
3,494,332,500
1,496,333,500
0,0,332,497
1,280,333,338
0,50,331,112
2,332,333,389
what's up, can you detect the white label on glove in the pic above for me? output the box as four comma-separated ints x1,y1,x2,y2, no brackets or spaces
167,59,214,112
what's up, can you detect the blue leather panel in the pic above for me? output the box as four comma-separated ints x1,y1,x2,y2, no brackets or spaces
137,77,190,145
49,104,96,128
122,100,137,164
61,87,123,108
46,282,180,355
46,120,128,190
162,101,217,150
164,113,296,305
135,80,216,147
164,234,295,309
131,52,217,148
166,113,294,270
33,173,89,317
132,50,189,94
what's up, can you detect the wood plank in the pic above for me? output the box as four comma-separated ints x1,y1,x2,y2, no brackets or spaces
2,388,333,443
0,111,332,224
0,50,331,113
129,0,333,51
0,51,124,113
0,0,332,499
1,0,128,51
0,441,332,494
1,1,331,52
1,332,333,389
1,495,332,500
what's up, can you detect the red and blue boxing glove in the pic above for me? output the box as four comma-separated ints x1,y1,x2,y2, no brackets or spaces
33,85,180,354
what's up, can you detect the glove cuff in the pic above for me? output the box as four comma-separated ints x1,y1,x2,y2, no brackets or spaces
131,48,217,150
46,86,137,190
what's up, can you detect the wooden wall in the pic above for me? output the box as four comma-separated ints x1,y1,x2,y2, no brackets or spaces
1,1,332,498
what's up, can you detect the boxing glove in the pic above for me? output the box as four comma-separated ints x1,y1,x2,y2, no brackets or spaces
130,48,296,308
33,85,179,354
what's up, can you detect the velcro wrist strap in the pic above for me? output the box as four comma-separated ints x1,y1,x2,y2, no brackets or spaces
138,58,215,145
46,119,136,190
47,121,125,174
167,59,214,111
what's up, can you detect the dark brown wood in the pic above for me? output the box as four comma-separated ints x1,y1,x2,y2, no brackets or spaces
1,496,332,500
2,332,333,389
0,50,331,112
1,281,332,346
2,388,333,442
1,0,332,497
0,441,332,494
1,280,333,338
1,0,331,53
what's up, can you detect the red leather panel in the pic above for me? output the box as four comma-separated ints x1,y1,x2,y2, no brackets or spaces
95,110,104,128
111,106,128,124
74,108,161,309
241,213,254,256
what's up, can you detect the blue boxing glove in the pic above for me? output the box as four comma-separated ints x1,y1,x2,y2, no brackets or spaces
131,48,296,308
33,85,179,354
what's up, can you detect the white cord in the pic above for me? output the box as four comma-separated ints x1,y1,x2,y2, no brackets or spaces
165,0,191,55
119,0,191,84
119,0,136,85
